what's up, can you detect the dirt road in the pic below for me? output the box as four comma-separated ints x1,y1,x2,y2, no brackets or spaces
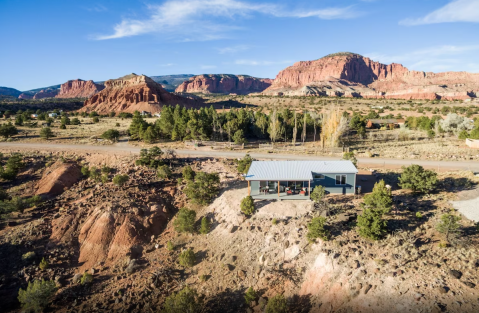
1,141,478,171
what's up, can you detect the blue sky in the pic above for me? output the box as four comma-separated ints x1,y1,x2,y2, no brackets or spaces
1,0,478,91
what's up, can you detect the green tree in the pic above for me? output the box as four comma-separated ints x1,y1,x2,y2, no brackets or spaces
101,129,120,142
310,185,326,204
162,286,201,313
398,164,437,193
307,217,330,242
59,123,66,129
92,116,100,123
60,116,71,125
15,114,24,126
184,172,220,205
174,208,196,233
436,213,461,242
71,117,81,125
342,151,358,167
89,167,101,182
40,127,54,140
240,196,255,216
237,154,253,174
142,126,158,143
157,165,172,180
135,147,164,168
182,165,196,181
199,217,210,234
232,129,247,144
129,111,148,140
81,166,90,177
178,248,196,267
39,258,49,270
80,272,93,285
18,279,57,313
265,295,288,313
112,174,129,187
0,122,18,138
363,180,392,212
357,208,387,240
244,287,257,305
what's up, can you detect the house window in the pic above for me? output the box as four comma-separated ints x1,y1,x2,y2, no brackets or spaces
335,175,347,185
313,174,325,179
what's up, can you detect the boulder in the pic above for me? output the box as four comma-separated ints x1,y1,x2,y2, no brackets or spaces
35,161,82,199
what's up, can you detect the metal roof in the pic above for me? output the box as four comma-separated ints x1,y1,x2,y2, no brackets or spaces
245,160,358,181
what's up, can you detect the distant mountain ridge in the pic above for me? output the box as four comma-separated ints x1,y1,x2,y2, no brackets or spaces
175,74,273,94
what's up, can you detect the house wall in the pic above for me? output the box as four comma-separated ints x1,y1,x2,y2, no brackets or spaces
312,172,356,194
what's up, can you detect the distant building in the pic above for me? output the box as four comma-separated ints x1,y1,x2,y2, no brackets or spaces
466,139,479,149
48,113,57,118
31,114,38,119
140,111,151,116
153,113,161,118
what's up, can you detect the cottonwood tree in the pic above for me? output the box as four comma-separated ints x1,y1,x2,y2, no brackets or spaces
321,106,348,147
268,108,281,147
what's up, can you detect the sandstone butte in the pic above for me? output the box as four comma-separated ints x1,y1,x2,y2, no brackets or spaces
175,74,273,94
263,52,479,100
32,88,59,99
82,73,198,114
56,79,104,98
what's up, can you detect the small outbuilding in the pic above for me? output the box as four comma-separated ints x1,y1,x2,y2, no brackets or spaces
245,160,358,200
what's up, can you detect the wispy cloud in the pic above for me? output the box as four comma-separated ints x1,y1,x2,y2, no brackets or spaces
367,44,479,71
160,63,175,67
200,65,217,69
84,4,108,12
217,44,251,54
400,0,479,26
235,59,293,66
95,0,359,40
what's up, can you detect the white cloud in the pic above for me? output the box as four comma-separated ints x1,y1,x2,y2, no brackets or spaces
200,65,217,69
235,59,293,66
84,4,108,12
400,0,479,26
217,45,251,54
95,0,359,40
160,63,175,67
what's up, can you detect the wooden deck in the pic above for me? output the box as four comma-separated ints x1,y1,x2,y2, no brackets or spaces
250,192,310,200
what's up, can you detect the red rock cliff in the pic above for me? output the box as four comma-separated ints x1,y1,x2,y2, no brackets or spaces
56,79,104,98
265,53,479,100
175,74,273,94
81,73,197,113
33,89,59,99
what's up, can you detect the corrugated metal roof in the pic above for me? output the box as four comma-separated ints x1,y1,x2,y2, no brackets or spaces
245,160,358,181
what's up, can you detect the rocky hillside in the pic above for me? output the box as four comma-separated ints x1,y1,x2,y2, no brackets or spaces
175,74,273,95
0,87,22,98
264,52,479,100
149,74,194,91
56,79,104,99
82,73,198,113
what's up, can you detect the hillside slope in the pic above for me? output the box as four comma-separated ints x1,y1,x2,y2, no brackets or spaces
176,74,273,95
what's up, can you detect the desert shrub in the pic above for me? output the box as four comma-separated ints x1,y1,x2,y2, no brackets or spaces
357,208,387,240
22,251,36,261
162,286,201,313
0,122,18,138
436,213,461,242
81,166,90,177
0,153,24,180
112,174,129,187
18,279,57,313
0,187,7,201
167,241,175,251
416,212,423,219
470,127,479,139
71,117,80,125
199,217,210,234
310,185,326,203
89,167,100,182
237,154,253,174
363,180,392,212
118,112,133,119
440,113,473,135
182,165,196,181
398,165,437,193
307,217,330,242
427,129,435,139
184,172,220,205
265,294,288,313
174,208,196,233
80,272,93,285
115,122,120,127
89,111,99,118
92,116,99,123
40,127,54,140
39,258,49,270
135,147,163,168
178,248,196,267
342,151,357,167
60,116,70,125
458,130,469,139
157,165,172,180
101,129,120,142
59,123,66,129
101,166,112,174
101,174,109,183
244,287,258,305
272,218,278,225
240,196,255,216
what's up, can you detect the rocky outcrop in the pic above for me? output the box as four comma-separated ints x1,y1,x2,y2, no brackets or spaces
35,160,82,199
82,73,197,113
32,88,59,99
18,93,34,99
175,74,273,94
56,79,104,98
264,52,479,100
